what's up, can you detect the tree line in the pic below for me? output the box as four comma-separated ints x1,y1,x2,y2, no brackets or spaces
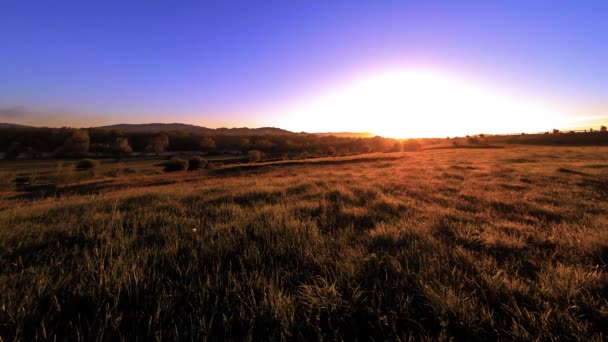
0,127,423,159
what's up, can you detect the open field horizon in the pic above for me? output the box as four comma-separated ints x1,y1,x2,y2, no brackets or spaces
1,146,607,340
1,121,607,139
3,1,608,340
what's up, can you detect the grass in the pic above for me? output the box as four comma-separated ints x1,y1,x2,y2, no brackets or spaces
0,146,607,340
0,155,245,192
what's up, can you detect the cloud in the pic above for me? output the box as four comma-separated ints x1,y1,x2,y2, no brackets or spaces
0,105,120,127
0,106,29,120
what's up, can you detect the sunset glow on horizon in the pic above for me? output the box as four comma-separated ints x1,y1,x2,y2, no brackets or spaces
274,68,566,138
1,2,606,136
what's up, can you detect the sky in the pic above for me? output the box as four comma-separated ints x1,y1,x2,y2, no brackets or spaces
1,1,607,137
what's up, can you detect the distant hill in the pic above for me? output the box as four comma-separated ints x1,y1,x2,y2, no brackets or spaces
96,123,296,136
313,132,374,138
0,122,374,138
0,123,34,128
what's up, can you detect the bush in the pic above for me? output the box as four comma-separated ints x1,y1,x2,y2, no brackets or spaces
467,137,481,145
205,162,217,170
188,156,207,171
402,140,421,151
163,158,188,172
76,159,100,170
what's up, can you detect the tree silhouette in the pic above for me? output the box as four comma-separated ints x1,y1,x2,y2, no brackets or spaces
146,133,169,155
112,137,133,156
199,137,216,151
58,130,90,156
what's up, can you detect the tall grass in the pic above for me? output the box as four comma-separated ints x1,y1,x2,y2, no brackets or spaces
0,146,607,340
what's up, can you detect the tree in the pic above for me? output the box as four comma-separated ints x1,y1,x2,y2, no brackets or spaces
327,146,337,156
367,136,392,152
239,138,251,151
253,138,275,151
388,142,402,152
112,137,133,156
198,137,216,151
146,133,169,155
601,125,607,132
403,140,421,151
58,129,90,156
90,143,110,156
248,150,263,162
5,142,23,160
467,136,480,145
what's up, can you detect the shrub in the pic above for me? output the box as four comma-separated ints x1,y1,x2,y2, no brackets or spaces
205,162,218,170
188,156,207,171
403,140,421,151
76,159,100,170
467,136,481,145
163,158,188,172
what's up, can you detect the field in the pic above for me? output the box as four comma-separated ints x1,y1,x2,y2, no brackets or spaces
1,146,607,340
0,154,246,193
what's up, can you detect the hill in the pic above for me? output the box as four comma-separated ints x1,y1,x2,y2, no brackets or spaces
97,123,297,135
312,132,374,138
0,123,34,129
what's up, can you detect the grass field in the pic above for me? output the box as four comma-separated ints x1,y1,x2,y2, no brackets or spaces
1,146,607,340
0,154,245,193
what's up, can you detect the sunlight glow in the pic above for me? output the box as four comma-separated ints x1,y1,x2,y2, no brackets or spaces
275,69,565,138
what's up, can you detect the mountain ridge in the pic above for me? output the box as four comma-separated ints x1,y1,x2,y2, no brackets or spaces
96,123,296,135
0,123,35,128
1,122,374,138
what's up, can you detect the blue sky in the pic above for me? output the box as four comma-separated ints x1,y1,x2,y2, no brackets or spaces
1,1,606,134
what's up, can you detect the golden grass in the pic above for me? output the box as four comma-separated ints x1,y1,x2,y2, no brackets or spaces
0,146,607,340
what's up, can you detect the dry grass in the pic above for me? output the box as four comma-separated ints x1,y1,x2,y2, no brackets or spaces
0,146,607,340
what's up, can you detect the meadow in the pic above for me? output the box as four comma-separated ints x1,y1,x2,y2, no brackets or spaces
0,146,607,340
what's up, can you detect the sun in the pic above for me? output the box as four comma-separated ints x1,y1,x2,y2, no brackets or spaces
275,69,563,138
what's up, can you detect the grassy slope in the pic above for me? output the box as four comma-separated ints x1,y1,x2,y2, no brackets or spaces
0,155,244,192
0,147,607,340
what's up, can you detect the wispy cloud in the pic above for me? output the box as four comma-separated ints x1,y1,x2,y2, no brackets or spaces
0,105,109,127
0,106,30,120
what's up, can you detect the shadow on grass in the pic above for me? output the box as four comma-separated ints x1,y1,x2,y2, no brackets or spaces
12,180,116,200
209,155,406,176
578,178,608,199
1,232,92,275
424,145,504,150
557,167,590,176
